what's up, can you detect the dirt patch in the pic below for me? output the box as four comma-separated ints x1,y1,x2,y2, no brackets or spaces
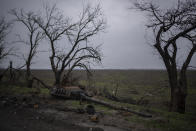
0,95,135,131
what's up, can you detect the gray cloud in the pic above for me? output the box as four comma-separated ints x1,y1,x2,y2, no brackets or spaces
0,0,195,69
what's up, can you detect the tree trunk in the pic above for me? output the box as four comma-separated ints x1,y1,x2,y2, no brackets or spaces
26,62,33,88
9,61,14,82
170,87,186,113
54,71,62,86
167,68,187,114
170,75,187,114
26,64,31,79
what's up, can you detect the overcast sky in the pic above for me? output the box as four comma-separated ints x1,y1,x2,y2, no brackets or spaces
0,0,195,69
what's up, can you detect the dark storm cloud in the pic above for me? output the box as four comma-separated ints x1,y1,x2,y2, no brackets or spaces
0,0,195,69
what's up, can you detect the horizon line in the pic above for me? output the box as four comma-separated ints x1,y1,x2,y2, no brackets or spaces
1,68,195,71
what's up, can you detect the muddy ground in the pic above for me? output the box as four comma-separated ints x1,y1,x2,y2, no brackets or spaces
0,94,154,131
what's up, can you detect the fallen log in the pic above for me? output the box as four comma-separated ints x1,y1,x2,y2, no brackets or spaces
50,87,152,118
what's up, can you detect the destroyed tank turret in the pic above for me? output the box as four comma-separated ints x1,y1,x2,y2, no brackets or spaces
50,86,87,100
50,86,152,117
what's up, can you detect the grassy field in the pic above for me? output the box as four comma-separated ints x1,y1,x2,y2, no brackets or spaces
31,69,196,112
0,69,196,131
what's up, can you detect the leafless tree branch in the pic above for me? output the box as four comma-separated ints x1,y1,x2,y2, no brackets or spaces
34,3,106,86
10,9,44,86
0,17,13,63
133,0,196,113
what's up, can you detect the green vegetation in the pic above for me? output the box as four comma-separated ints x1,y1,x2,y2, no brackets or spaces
63,95,196,131
0,82,49,96
0,69,196,131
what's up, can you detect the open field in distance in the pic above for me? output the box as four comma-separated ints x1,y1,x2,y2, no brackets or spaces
31,69,196,113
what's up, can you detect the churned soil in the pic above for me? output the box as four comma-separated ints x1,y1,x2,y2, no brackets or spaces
0,94,152,131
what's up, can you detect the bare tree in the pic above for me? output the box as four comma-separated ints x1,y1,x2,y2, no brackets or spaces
0,17,13,81
61,4,105,85
34,3,106,86
10,9,44,87
134,0,196,113
0,17,12,63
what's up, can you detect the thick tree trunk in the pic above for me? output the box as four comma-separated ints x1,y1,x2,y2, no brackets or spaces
54,71,62,86
170,86,186,113
61,75,68,86
166,67,187,114
50,56,62,86
170,73,187,114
